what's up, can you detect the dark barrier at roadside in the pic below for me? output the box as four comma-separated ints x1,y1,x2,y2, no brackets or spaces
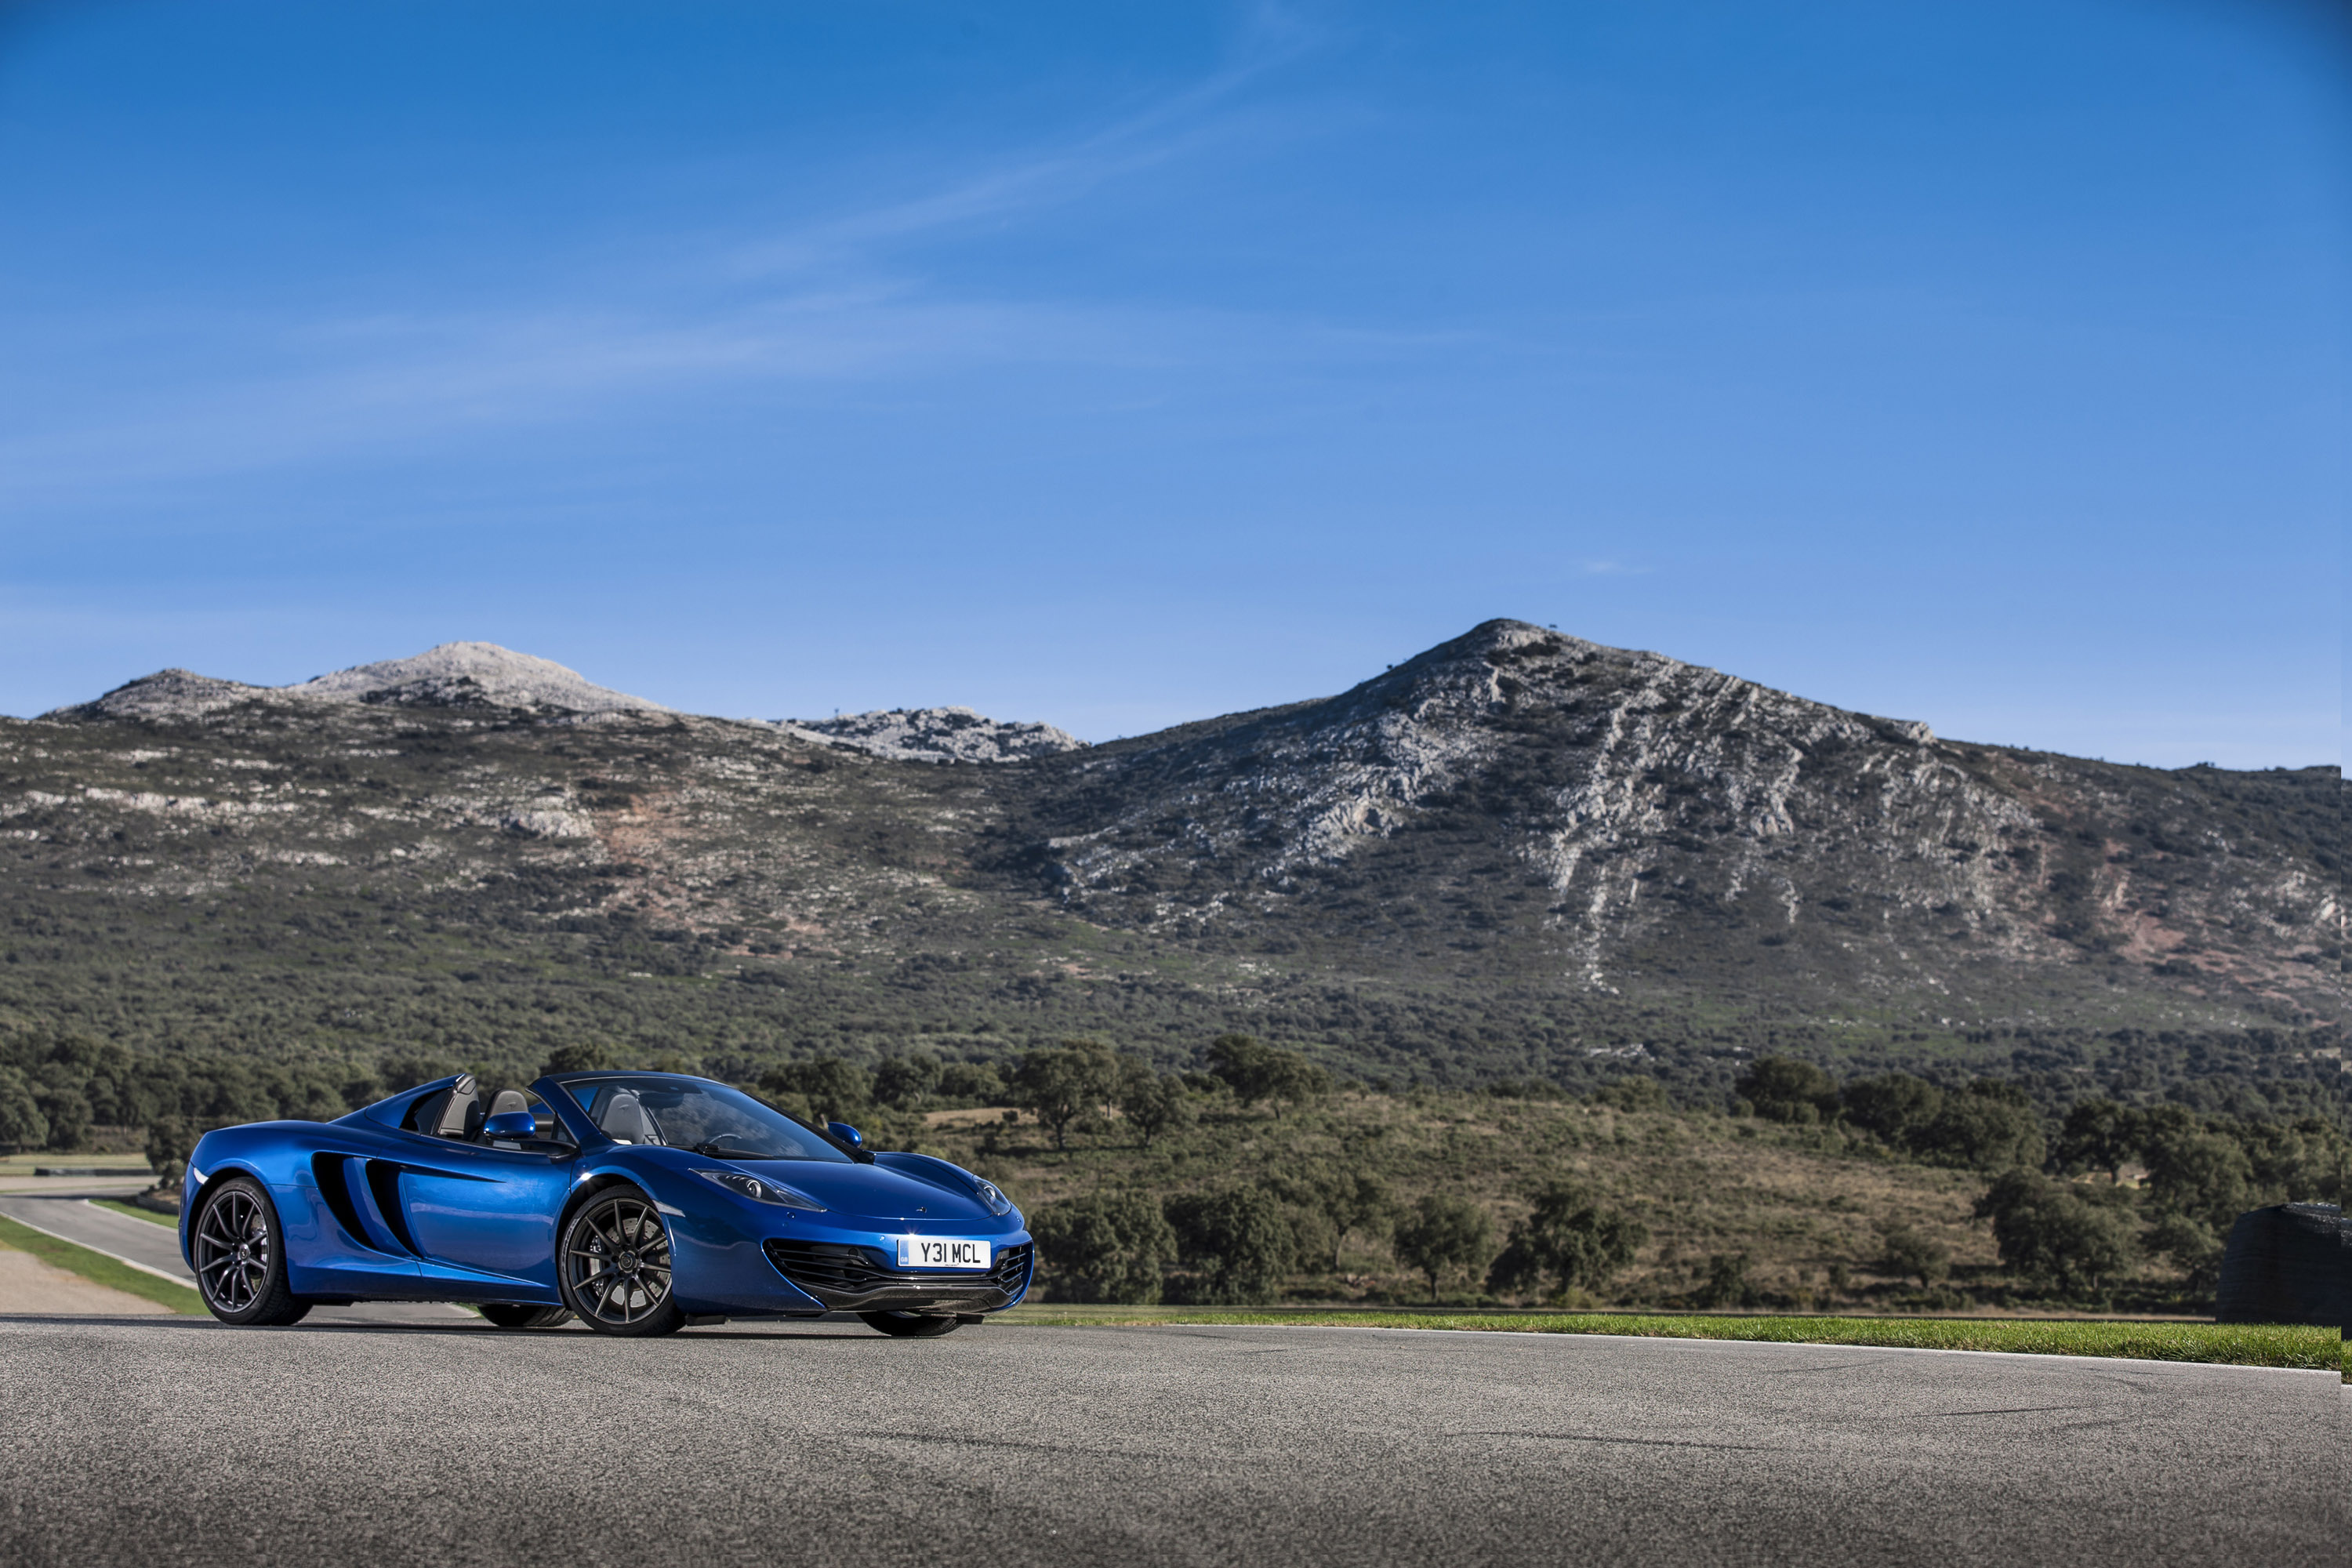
2214,1203,2349,1332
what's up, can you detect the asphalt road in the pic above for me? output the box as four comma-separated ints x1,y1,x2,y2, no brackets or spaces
0,1186,467,1324
0,1317,2337,1568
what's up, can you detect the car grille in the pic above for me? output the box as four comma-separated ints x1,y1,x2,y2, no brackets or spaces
764,1238,1033,1312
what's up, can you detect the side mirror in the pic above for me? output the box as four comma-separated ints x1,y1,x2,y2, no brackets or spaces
483,1110,538,1139
826,1121,866,1149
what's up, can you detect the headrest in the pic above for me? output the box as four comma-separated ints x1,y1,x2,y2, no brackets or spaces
601,1092,654,1144
488,1089,529,1117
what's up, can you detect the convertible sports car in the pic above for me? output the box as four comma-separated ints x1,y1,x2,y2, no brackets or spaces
180,1069,1033,1336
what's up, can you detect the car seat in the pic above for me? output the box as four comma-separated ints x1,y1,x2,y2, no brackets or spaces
601,1092,657,1145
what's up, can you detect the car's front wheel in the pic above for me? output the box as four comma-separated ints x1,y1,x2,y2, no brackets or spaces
480,1303,573,1330
859,1311,960,1338
558,1189,685,1337
191,1176,310,1327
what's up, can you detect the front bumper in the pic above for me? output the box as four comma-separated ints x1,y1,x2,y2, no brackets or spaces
764,1239,1034,1312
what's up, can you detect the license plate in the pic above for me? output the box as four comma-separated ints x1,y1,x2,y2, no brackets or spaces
898,1236,992,1269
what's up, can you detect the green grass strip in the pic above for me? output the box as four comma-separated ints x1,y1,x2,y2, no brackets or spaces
0,1213,206,1315
91,1199,180,1228
1006,1306,2340,1373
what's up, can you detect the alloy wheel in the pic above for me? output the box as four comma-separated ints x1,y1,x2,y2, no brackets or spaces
194,1185,272,1314
564,1194,674,1328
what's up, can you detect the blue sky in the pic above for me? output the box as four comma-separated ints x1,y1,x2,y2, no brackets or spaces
0,1,2343,765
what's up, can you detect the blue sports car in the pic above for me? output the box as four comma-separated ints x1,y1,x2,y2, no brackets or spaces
180,1070,1033,1337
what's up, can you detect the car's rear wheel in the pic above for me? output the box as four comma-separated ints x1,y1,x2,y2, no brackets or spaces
859,1311,960,1338
480,1303,573,1330
558,1189,685,1337
191,1176,310,1327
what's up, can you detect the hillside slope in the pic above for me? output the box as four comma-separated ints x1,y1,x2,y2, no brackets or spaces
0,624,2338,1105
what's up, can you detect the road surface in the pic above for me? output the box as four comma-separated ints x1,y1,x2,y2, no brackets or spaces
0,1316,2336,1567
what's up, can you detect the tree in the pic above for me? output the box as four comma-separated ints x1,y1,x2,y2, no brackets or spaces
1912,1087,2045,1171
1205,1035,1330,1117
1973,1170,2138,1298
1031,1192,1178,1305
1696,1252,1758,1308
1840,1073,1944,1145
2140,1125,2252,1235
758,1058,874,1126
1876,1223,1951,1289
1267,1166,1392,1272
1486,1181,1646,1299
873,1054,942,1109
33,1086,91,1152
935,1061,1006,1105
1011,1040,1121,1150
144,1114,192,1185
0,1067,49,1152
2056,1100,2141,1181
1166,1186,1298,1305
1120,1070,1198,1148
1392,1193,1493,1301
539,1041,616,1077
1736,1058,1839,1124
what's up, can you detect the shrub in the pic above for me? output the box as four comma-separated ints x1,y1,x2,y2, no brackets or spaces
1876,1223,1951,1288
1032,1191,1178,1304
1589,1076,1668,1112
1736,1058,1839,1124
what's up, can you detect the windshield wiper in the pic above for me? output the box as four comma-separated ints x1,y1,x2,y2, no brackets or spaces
692,1142,789,1160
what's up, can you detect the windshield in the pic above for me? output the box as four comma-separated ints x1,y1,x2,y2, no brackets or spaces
564,1076,854,1162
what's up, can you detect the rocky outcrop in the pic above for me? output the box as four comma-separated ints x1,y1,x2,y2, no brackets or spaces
285,643,665,712
782,706,1087,764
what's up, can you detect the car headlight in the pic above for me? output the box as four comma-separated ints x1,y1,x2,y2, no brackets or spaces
693,1169,826,1210
972,1178,1014,1218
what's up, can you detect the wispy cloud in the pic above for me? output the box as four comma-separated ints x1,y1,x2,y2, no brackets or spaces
0,3,1348,510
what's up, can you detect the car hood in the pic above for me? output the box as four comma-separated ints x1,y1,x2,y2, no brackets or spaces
720,1158,997,1223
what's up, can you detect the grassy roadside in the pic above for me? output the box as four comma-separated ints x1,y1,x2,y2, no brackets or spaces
1002,1304,2343,1374
0,1214,205,1314
92,1199,179,1228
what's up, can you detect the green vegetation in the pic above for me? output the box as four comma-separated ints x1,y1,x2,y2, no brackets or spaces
996,1305,2341,1374
900,1045,2347,1318
0,1213,203,1313
91,1198,177,1228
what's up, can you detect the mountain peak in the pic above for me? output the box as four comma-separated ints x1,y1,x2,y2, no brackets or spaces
285,642,665,713
50,642,664,720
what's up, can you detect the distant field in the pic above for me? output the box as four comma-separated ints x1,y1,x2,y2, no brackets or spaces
0,1214,202,1313
1002,1303,2343,1374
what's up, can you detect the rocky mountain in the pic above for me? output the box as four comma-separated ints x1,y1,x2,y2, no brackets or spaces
780,706,1086,764
0,622,2339,1105
56,642,664,720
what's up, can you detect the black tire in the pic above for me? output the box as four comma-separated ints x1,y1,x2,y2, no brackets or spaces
191,1176,310,1327
859,1311,960,1338
557,1189,685,1337
481,1303,573,1330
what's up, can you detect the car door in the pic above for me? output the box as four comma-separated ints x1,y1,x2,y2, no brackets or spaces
394,1131,576,1294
